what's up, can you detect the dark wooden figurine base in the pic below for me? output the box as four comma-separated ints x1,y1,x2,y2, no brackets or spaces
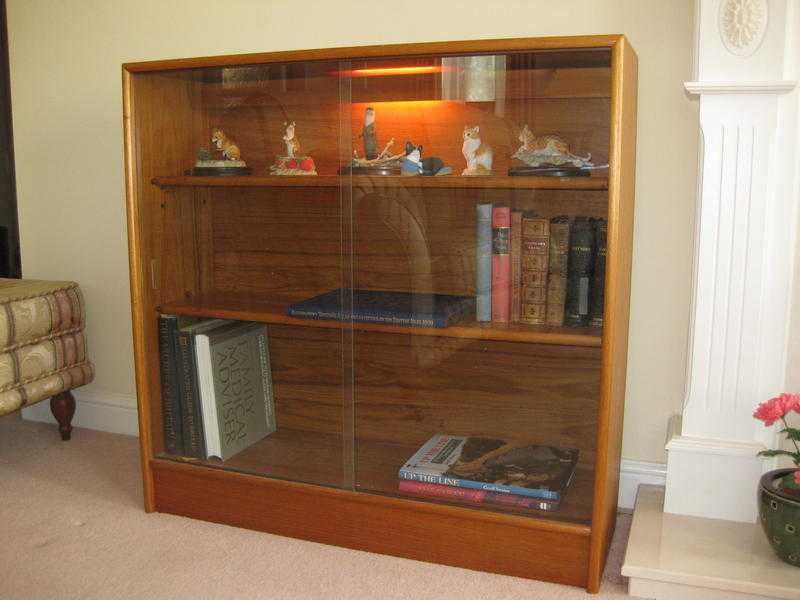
188,167,252,176
338,165,401,176
508,165,591,177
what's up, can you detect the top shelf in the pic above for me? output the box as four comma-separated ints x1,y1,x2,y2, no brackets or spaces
151,175,609,191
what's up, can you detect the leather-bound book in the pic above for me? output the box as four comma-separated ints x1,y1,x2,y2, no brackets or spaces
545,216,571,326
475,203,493,322
520,215,550,325
564,217,596,327
590,218,608,328
510,210,523,322
491,207,512,323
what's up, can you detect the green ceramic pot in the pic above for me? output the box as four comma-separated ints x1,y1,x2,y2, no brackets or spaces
759,468,800,566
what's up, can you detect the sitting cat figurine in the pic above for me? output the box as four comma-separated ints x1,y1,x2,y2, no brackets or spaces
518,124,569,155
461,125,493,176
211,128,242,161
282,121,300,158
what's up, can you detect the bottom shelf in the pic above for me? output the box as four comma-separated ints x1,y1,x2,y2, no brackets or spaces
150,453,594,587
160,427,594,526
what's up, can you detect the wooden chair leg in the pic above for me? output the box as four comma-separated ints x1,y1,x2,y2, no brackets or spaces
50,391,75,441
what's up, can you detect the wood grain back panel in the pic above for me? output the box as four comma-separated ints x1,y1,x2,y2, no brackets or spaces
353,333,601,458
268,325,345,435
203,186,606,303
209,187,343,301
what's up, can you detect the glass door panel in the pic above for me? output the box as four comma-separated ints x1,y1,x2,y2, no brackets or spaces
144,59,353,490
345,49,612,524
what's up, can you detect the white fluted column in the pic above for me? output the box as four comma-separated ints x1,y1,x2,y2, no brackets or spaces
664,0,800,522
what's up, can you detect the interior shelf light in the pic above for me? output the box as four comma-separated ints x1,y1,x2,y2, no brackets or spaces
347,66,443,77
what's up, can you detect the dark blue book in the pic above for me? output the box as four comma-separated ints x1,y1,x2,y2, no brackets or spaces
157,314,183,455
288,289,475,328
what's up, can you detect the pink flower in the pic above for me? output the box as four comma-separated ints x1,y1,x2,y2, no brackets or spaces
795,470,800,486
753,393,800,426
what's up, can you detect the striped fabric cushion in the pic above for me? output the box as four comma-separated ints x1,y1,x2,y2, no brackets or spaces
0,279,94,415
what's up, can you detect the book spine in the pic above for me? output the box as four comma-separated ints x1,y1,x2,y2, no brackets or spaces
476,203,493,322
177,328,205,458
564,217,596,327
398,480,559,511
510,210,523,322
545,217,571,326
287,307,341,320
520,216,550,325
590,218,607,328
397,468,560,500
257,330,277,434
158,315,183,455
400,479,488,501
290,298,473,329
195,334,219,459
491,207,511,323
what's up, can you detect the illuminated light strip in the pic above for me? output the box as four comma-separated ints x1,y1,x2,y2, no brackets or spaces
348,66,441,76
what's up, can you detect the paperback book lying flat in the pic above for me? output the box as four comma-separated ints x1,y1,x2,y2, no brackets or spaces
399,434,579,501
287,289,475,328
398,480,560,512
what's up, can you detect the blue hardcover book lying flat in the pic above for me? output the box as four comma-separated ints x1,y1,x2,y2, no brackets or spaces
287,289,475,328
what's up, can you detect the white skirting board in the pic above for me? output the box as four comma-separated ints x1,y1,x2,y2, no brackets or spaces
21,388,139,437
21,395,666,509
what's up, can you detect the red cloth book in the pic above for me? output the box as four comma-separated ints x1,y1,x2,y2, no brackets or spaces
398,480,559,511
491,207,511,323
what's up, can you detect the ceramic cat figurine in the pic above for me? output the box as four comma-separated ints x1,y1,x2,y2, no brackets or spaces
518,124,569,155
461,125,493,176
282,121,300,158
211,128,241,161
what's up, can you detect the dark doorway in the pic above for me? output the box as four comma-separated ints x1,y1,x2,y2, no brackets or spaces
0,0,20,278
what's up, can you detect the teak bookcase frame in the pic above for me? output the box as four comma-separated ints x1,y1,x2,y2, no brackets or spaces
123,35,637,592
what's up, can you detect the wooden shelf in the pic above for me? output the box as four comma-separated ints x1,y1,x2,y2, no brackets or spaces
152,174,609,191
159,427,594,527
159,294,602,347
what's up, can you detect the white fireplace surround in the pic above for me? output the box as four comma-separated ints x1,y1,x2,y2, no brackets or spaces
664,0,800,523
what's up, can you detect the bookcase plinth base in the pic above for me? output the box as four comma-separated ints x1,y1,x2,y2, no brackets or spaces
151,459,593,589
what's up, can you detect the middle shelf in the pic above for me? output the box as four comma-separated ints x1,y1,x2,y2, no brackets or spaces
151,174,609,191
160,293,602,347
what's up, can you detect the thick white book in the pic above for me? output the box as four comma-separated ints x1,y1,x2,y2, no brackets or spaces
195,321,276,460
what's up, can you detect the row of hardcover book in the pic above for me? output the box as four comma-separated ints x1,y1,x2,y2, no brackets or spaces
158,316,276,461
398,434,579,513
477,204,607,327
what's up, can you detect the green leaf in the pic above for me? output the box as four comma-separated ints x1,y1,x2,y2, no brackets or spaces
780,427,800,441
758,449,800,460
781,472,800,490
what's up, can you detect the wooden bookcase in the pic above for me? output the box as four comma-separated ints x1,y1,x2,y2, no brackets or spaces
122,35,637,592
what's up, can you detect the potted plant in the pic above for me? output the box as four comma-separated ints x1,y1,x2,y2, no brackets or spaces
755,393,800,566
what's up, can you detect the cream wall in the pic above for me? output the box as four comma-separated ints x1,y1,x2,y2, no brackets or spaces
6,0,698,463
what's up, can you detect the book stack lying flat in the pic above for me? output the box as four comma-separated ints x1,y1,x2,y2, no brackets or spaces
398,434,579,513
475,205,607,328
158,316,276,461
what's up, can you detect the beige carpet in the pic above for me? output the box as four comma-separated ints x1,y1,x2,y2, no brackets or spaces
0,419,633,600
